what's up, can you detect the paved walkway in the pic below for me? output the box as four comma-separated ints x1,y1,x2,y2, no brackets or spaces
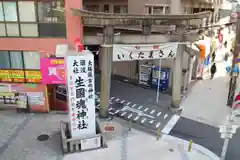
63,118,219,160
0,110,219,160
180,41,237,127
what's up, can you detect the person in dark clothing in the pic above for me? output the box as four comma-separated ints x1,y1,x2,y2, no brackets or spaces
224,41,227,48
210,63,217,79
224,52,229,62
211,51,216,62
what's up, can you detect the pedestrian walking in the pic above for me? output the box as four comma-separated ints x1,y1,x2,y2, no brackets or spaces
210,63,217,79
224,52,229,62
211,51,216,63
230,49,234,56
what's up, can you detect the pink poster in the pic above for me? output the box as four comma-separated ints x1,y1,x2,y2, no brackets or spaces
40,58,65,84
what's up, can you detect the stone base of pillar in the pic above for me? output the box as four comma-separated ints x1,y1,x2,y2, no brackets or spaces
169,105,183,113
170,99,183,112
98,114,113,120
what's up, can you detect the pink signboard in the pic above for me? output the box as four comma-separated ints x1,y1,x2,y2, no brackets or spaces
40,58,65,84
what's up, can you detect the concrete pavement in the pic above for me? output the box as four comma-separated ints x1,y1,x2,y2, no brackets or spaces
180,44,234,127
0,110,219,160
168,40,240,160
63,118,219,160
95,80,179,135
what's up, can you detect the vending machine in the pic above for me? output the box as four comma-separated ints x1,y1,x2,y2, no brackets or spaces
150,66,169,92
138,65,152,87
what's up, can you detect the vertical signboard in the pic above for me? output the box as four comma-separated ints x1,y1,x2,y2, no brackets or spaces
65,51,96,138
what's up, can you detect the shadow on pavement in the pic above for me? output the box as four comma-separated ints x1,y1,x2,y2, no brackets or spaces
170,117,223,156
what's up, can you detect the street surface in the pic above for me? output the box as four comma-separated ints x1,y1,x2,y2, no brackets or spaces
0,111,218,160
95,78,179,134
170,44,240,160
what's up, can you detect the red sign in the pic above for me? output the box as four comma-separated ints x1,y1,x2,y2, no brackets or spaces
233,93,240,109
75,38,84,52
104,125,115,132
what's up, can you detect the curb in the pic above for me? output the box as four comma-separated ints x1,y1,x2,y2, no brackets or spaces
161,134,220,160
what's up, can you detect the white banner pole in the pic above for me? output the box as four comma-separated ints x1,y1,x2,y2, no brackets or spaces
156,59,162,103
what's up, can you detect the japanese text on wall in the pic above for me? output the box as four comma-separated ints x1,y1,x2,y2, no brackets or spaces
66,53,96,138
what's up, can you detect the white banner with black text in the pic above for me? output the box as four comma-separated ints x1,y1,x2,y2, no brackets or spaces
112,43,179,61
65,50,96,138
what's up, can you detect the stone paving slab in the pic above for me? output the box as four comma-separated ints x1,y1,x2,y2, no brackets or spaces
0,113,66,160
0,110,31,148
63,118,219,160
0,111,219,160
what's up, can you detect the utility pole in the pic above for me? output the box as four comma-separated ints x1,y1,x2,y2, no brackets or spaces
227,11,240,107
219,112,238,160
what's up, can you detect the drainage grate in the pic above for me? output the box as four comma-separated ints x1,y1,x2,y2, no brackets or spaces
37,134,49,141
169,148,174,152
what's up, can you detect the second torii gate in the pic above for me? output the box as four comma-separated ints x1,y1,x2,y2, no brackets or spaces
71,9,211,118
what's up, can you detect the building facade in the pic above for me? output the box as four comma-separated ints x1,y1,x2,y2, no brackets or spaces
0,0,81,112
83,0,221,14
0,0,222,112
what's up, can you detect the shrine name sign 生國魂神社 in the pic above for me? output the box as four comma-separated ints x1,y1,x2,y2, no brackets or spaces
112,43,179,61
0,70,41,83
65,50,96,138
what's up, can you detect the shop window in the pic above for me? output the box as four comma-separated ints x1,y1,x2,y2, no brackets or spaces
165,7,170,14
146,6,169,14
0,23,6,36
6,23,19,36
38,23,66,37
0,2,3,21
147,7,152,14
18,1,36,22
37,1,65,22
3,2,18,21
85,5,99,12
0,51,10,69
114,6,121,13
20,24,38,37
23,51,40,69
10,51,24,69
37,0,66,37
193,8,199,13
0,0,66,38
153,6,164,14
0,51,40,69
104,5,109,13
114,5,128,13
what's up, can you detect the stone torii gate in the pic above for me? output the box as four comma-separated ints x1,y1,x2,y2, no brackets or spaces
71,9,211,118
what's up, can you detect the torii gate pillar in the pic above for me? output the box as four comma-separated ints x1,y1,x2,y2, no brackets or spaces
170,0,185,110
99,25,114,118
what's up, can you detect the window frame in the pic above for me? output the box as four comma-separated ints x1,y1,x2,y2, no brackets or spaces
23,51,40,69
0,50,41,83
84,5,99,12
145,4,170,15
0,0,66,38
0,50,40,70
0,51,25,69
113,5,128,14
